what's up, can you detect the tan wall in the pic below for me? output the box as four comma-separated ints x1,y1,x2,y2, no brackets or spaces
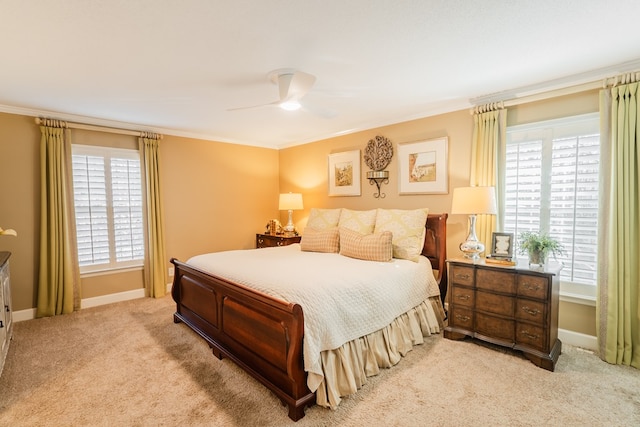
0,111,279,310
279,108,474,257
0,88,600,337
279,89,600,337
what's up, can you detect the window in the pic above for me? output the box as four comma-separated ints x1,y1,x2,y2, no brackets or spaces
71,145,145,273
504,113,600,294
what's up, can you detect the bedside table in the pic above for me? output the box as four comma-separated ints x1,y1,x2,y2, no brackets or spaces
444,258,562,371
256,233,301,248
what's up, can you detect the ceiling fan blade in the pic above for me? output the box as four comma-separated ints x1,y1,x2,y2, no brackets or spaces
286,71,316,100
226,100,279,111
227,69,319,112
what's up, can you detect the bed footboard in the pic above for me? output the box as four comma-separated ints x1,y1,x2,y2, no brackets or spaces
170,258,315,421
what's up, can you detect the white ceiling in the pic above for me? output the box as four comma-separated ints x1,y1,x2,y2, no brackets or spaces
2,1,640,149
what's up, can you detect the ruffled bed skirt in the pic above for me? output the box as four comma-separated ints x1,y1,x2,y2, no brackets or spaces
314,296,445,408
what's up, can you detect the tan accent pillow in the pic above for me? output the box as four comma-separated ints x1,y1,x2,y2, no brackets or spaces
374,208,429,261
300,228,340,253
307,208,342,230
337,209,377,235
339,227,393,262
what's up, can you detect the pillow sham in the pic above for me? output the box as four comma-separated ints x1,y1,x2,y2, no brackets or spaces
337,209,377,235
300,227,340,253
338,227,393,262
374,208,429,261
306,208,342,230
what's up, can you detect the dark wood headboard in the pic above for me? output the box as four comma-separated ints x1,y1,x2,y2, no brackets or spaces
422,213,448,304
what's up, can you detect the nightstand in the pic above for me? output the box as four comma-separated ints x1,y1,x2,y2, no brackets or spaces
444,258,562,371
256,233,301,248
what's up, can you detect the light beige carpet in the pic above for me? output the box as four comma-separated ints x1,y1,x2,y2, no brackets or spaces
1,295,638,426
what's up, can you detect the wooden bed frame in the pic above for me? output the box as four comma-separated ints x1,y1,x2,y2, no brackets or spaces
171,213,447,421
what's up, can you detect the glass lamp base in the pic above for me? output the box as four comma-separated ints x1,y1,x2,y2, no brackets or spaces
460,240,485,260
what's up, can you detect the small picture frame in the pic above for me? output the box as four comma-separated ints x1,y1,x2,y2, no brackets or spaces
491,232,514,258
328,150,361,196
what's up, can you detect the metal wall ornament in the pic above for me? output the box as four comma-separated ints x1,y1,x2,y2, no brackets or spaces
364,135,393,198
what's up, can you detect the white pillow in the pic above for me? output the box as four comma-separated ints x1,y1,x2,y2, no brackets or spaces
337,209,377,235
374,208,429,261
307,208,342,230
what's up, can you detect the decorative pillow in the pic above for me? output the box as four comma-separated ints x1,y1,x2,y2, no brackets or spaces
374,208,429,261
300,227,340,253
338,227,393,262
337,209,377,235
306,208,342,230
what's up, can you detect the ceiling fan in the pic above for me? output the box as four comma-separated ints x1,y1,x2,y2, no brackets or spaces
228,69,336,117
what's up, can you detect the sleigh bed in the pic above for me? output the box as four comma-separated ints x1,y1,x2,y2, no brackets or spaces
171,212,448,421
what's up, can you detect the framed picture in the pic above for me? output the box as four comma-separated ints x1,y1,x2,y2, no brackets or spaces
398,137,449,194
491,232,514,258
328,150,361,196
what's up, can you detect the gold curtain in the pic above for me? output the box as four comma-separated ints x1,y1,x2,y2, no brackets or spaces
36,119,81,317
598,73,640,368
470,103,507,252
139,133,167,297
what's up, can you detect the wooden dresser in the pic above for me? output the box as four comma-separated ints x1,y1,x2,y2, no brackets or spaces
256,233,301,248
444,258,562,371
0,252,13,377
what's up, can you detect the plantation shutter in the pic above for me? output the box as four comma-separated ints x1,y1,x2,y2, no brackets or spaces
72,145,144,272
504,114,600,286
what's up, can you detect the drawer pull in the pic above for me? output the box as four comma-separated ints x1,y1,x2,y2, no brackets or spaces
277,241,284,246
521,330,539,340
258,239,264,244
521,306,541,316
523,283,541,291
456,294,470,301
455,314,470,322
455,273,471,280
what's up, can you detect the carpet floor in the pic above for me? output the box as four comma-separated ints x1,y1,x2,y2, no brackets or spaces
1,295,638,426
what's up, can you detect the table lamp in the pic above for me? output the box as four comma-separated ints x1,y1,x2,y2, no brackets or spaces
279,193,303,234
451,186,497,260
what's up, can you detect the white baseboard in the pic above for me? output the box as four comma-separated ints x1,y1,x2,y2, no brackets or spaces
558,328,598,351
12,288,146,322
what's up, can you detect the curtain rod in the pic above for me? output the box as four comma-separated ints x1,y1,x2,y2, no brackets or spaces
34,117,163,139
471,69,640,114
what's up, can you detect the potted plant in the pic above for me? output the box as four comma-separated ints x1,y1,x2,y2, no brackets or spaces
517,231,563,268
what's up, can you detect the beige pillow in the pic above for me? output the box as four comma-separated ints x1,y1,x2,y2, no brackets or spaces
374,208,429,261
307,208,342,230
300,227,340,253
339,227,393,262
337,209,377,235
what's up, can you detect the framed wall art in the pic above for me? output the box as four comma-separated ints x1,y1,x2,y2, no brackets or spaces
398,137,449,194
328,150,361,196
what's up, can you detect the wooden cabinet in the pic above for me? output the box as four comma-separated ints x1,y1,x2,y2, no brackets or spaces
256,233,301,249
0,252,12,376
444,258,561,371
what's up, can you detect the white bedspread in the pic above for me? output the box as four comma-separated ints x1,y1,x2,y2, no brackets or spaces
187,244,440,392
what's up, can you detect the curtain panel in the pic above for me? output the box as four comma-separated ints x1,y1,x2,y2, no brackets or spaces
598,76,640,368
470,107,507,252
36,121,81,317
139,135,168,298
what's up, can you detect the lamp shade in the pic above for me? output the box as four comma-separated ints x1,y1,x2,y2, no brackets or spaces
279,193,303,211
451,186,497,215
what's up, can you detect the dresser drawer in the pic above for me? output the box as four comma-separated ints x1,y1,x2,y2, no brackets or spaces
476,291,514,317
477,268,516,294
516,322,547,352
515,298,547,324
450,286,474,308
517,275,549,300
449,306,474,329
476,312,514,342
450,265,475,287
